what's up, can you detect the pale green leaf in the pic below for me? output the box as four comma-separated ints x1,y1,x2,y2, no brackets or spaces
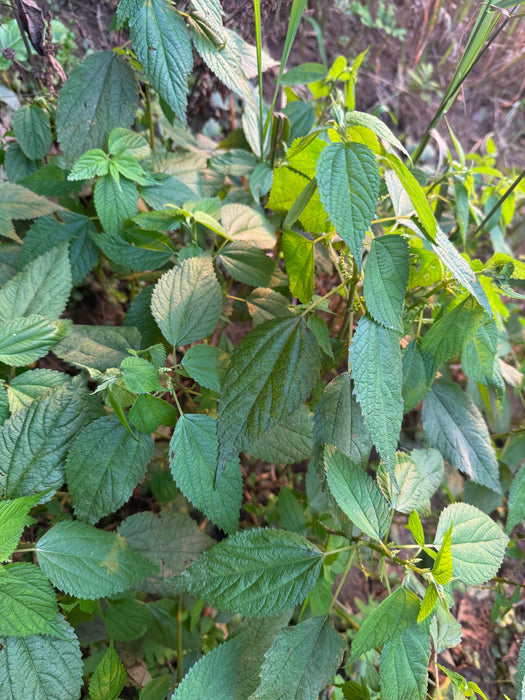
218,241,275,287
66,415,153,525
68,149,109,180
120,356,163,394
363,234,409,332
324,446,390,540
247,404,312,465
108,127,151,159
246,288,293,325
0,614,83,700
255,616,345,700
94,174,138,236
220,203,277,249
422,378,501,492
36,521,155,599
377,448,444,513
112,151,147,183
53,325,141,372
429,607,462,654
350,315,403,472
151,257,222,347
0,316,67,367
169,414,242,534
0,563,58,637
407,510,425,547
225,27,278,80
56,51,138,164
181,344,226,392
89,641,126,700
316,142,380,270
434,502,509,585
461,320,504,393
380,624,431,700
516,637,525,700
268,167,329,234
0,493,41,561
217,317,322,472
12,105,52,160
282,230,315,303
119,511,213,595
432,525,453,585
190,0,225,41
346,110,409,157
179,528,323,617
0,183,62,221
7,369,71,413
507,463,525,534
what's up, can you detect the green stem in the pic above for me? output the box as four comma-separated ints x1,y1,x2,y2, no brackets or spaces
253,0,264,159
177,594,184,683
299,281,347,318
328,547,356,613
473,168,525,237
332,600,360,631
145,84,156,156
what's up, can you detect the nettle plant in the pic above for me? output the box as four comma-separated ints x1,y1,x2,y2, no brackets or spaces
1,0,525,698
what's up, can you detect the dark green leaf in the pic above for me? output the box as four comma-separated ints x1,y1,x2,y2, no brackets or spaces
129,393,178,433
507,463,525,534
218,241,274,287
181,344,226,392
94,174,138,236
0,493,41,562
104,598,152,641
0,562,58,637
364,234,409,332
53,325,141,372
402,340,431,412
380,625,431,700
247,404,312,465
12,105,51,160
7,368,71,413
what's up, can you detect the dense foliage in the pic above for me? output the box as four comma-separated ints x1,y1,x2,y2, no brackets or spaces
0,0,524,698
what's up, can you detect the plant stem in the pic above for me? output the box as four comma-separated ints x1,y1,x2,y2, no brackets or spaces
299,281,347,318
145,84,156,156
332,600,360,631
177,594,184,684
473,168,525,237
329,547,356,613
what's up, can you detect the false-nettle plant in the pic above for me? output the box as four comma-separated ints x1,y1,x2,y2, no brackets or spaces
0,0,524,698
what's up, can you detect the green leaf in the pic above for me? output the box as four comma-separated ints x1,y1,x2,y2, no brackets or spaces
190,0,225,41
94,174,138,236
108,127,151,159
129,0,193,124
313,372,372,469
0,562,58,637
104,598,152,641
179,528,323,617
421,296,486,382
0,493,41,561
0,242,72,323
181,344,226,392
4,143,37,184
255,616,345,700
429,607,462,654
7,368,71,412
316,142,380,270
268,167,329,234
346,110,409,157
217,317,322,472
461,320,504,393
0,315,68,367
350,315,403,472
53,325,141,372
380,625,431,700
377,448,444,514
0,383,93,499
324,446,391,540
66,414,153,525
0,182,62,223
432,525,453,585
350,587,420,659
56,52,138,164
277,486,307,535
407,509,425,547
68,149,109,180
281,62,327,85
221,203,277,248
112,151,147,183
89,641,126,700
119,511,213,595
92,227,174,273
151,257,222,347
246,288,293,325
247,404,312,465
0,614,83,700
363,234,409,332
12,105,52,160
507,462,525,534
36,520,155,599
169,414,242,534
418,583,438,623
422,378,501,493
129,393,178,433
20,163,77,197
517,637,525,700
434,503,509,585
282,230,315,303
307,315,333,359
402,340,431,412
120,356,163,394
218,241,274,287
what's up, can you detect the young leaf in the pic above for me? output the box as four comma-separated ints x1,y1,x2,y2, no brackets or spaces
324,446,391,540
35,521,155,599
56,52,138,164
108,127,151,159
151,257,222,347
267,167,329,234
377,448,444,513
432,524,453,585
0,562,58,637
507,462,525,534
0,493,41,562
119,511,213,595
89,641,126,700
434,503,509,585
179,528,323,617
68,149,109,180
120,356,163,394
128,0,193,123
0,316,68,367
94,174,138,236
346,110,409,157
350,315,403,473
418,583,438,623
112,151,147,183
380,624,431,700
180,344,226,392
129,393,178,433
363,234,409,332
282,230,315,303
255,616,345,699
316,142,380,270
217,317,322,472
12,105,52,160
66,414,154,525
407,509,425,547
421,378,501,493
0,615,83,700
169,414,242,534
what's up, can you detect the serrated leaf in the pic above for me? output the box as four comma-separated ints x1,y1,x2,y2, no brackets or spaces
313,372,372,469
108,127,151,159
218,241,274,287
104,598,152,641
56,52,138,164
68,149,109,180
151,257,222,347
350,315,403,472
247,404,312,465
169,414,242,534
0,242,71,323
129,0,193,123
432,525,453,585
363,234,409,332
461,320,504,393
7,368,71,413
324,446,390,540
346,111,409,157
429,606,463,654
92,227,174,273
246,288,293,325
0,614,83,700
89,641,126,700
53,324,141,372
112,151,147,183
36,521,155,599
434,503,509,585
0,562,58,637
402,340,431,412
517,637,525,700
380,624,431,700
181,344,226,392
422,378,501,492
268,167,329,234
0,183,62,222
0,315,67,367
350,587,420,660
255,616,345,700
66,415,153,525
179,528,323,617
407,509,425,547
129,393,178,433
0,493,41,561
316,142,379,270
94,174,138,236
217,317,322,472
119,511,213,595
507,462,525,534
377,448,444,513
282,230,315,303
12,105,52,160
0,383,93,499
120,356,163,394
221,203,277,248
